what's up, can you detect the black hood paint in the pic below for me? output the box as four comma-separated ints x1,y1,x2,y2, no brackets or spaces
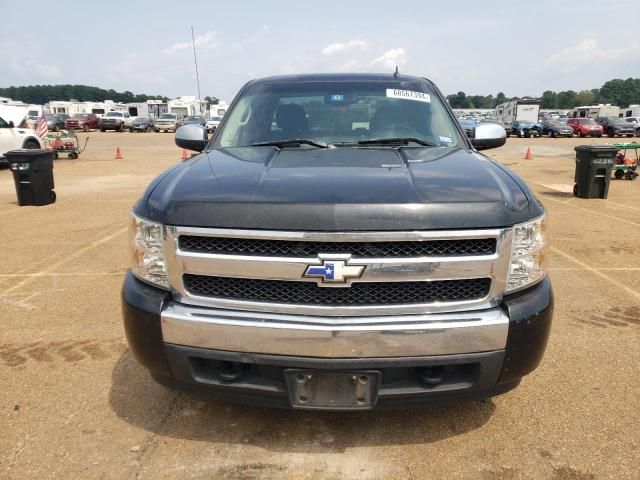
138,146,541,230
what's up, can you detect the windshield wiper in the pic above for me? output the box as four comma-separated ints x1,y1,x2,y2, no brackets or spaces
249,139,330,149
358,137,438,147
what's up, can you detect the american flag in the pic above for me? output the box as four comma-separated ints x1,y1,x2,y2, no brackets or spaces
35,111,48,140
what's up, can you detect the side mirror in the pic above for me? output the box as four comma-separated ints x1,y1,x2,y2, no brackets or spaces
175,124,207,152
472,123,507,150
8,121,15,128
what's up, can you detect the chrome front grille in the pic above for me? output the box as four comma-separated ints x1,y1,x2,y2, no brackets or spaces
164,227,512,317
184,275,491,306
178,236,497,258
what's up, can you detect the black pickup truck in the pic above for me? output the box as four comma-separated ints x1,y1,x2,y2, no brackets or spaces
123,73,552,410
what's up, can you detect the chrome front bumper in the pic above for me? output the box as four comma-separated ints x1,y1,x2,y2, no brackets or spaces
161,302,509,358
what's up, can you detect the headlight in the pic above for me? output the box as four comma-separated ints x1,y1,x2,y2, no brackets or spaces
128,212,169,289
507,214,548,293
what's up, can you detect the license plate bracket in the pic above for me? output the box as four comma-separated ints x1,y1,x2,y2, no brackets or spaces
285,370,381,410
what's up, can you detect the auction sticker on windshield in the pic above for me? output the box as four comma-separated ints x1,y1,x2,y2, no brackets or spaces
386,89,431,103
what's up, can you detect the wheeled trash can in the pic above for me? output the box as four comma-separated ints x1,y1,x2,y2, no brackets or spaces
573,145,617,199
7,149,56,206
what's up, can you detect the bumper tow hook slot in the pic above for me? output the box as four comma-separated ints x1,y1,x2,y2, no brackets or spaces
219,362,244,382
420,367,444,386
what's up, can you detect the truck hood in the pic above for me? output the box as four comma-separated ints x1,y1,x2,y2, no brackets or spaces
140,146,541,230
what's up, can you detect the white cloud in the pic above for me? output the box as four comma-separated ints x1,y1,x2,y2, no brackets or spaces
546,38,640,72
321,40,367,55
162,31,219,55
369,48,406,69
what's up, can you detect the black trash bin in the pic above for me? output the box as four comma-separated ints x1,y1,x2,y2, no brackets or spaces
7,149,56,206
573,145,617,199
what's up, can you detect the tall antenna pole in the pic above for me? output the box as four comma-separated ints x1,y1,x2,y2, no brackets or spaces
191,26,203,116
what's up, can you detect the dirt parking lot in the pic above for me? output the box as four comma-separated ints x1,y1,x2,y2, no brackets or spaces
1,132,639,480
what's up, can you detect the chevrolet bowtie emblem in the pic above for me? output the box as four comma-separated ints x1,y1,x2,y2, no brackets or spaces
304,258,365,285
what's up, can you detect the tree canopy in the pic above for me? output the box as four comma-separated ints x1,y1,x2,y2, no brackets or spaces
447,78,639,109
0,84,169,104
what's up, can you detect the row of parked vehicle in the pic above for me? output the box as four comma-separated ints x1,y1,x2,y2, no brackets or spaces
460,117,640,139
36,112,223,134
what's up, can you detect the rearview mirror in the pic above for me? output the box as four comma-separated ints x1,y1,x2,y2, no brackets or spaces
175,124,207,152
472,123,507,150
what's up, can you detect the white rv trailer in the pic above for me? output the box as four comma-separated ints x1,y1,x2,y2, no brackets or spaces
494,99,540,125
620,105,640,118
568,104,620,119
126,100,168,119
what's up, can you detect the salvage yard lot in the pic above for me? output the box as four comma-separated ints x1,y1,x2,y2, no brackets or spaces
1,133,639,479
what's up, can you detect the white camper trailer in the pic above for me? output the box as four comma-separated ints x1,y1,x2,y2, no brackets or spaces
494,99,540,125
568,104,620,119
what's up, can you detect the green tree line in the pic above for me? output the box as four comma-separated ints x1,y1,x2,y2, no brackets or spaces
0,84,170,105
447,78,640,110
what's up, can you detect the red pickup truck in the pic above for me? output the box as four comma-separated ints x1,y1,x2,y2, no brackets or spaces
65,113,100,132
566,118,603,137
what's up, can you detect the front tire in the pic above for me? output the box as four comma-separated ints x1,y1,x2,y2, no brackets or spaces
607,129,615,138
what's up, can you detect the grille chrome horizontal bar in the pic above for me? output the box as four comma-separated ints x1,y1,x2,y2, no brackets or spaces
164,226,513,316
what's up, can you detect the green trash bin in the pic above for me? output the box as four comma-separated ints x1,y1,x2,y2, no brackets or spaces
7,149,56,206
573,145,617,199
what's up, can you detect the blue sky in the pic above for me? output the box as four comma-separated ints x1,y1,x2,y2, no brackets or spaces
2,0,639,103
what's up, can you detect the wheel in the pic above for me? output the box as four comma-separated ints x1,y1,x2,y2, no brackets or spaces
129,128,134,133
154,129,159,133
53,152,59,159
596,133,602,138
625,170,637,180
83,125,89,132
116,124,122,132
551,131,556,138
49,191,56,203
100,128,105,132
579,130,585,138
573,184,579,197
614,169,625,179
626,134,633,138
164,129,167,133
23,139,39,149
607,129,615,138
53,125,58,132
636,129,640,137
69,152,78,159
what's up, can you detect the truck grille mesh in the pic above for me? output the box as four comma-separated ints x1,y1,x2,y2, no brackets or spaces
184,275,491,306
179,236,496,258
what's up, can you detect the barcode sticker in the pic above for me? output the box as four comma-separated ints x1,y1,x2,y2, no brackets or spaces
386,89,431,103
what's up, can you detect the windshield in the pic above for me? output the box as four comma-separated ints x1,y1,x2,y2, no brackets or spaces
160,114,176,119
72,114,88,119
134,117,148,123
105,112,122,117
215,80,464,148
185,116,201,121
209,116,222,121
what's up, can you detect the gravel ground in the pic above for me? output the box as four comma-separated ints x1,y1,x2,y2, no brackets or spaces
0,132,639,479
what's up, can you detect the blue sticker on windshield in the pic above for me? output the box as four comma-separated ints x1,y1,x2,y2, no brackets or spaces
330,94,344,103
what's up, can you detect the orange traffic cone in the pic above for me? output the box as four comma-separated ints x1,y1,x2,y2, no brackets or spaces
181,149,189,161
115,147,123,159
524,147,533,160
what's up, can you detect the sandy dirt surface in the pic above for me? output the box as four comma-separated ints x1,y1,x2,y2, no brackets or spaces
1,131,639,479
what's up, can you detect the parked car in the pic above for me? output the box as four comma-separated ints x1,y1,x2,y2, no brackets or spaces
457,118,476,139
123,72,552,410
509,120,539,138
205,115,223,133
65,113,100,132
43,113,64,131
566,118,604,137
538,119,574,138
596,117,635,137
130,117,154,133
99,111,133,132
623,117,640,136
182,115,206,126
0,115,42,166
154,113,181,132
